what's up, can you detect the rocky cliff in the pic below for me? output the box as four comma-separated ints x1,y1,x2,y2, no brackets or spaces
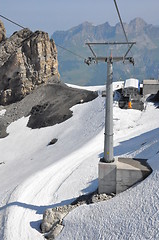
0,20,6,43
0,24,60,105
0,21,99,138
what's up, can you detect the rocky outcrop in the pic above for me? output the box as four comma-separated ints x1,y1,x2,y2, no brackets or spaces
41,190,114,239
0,27,59,105
0,20,6,43
0,82,98,138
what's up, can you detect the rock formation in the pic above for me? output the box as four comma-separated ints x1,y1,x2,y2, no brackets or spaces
0,20,6,43
0,27,60,105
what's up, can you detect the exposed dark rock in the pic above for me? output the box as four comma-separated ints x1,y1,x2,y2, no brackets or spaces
149,91,159,102
27,83,98,129
0,117,8,138
48,138,58,146
0,82,98,138
147,91,159,108
0,161,5,165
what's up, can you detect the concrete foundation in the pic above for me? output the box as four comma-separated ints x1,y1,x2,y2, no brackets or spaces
98,158,117,194
98,157,152,194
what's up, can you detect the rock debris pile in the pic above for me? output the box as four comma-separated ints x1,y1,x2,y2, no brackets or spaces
41,190,115,239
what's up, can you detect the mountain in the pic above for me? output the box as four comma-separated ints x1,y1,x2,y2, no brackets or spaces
52,18,159,86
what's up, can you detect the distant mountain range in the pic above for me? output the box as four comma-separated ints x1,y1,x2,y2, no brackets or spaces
52,18,159,86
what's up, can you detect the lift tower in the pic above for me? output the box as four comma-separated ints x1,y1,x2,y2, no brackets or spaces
85,42,135,162
85,0,136,163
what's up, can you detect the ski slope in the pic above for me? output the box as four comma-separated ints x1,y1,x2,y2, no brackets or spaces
0,83,159,240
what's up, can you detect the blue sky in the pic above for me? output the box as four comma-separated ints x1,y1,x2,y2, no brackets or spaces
1,0,159,36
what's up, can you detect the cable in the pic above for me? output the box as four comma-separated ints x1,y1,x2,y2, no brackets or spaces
55,43,85,60
0,13,86,61
113,0,129,44
0,14,25,29
113,0,135,67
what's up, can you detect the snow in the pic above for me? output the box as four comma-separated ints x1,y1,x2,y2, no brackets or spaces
0,109,6,116
0,83,159,240
66,81,124,92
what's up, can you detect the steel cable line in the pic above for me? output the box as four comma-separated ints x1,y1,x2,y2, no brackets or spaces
0,14,25,29
113,0,129,44
0,14,86,61
55,43,86,60
113,0,136,77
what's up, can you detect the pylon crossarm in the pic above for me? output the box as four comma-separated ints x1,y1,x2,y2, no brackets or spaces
96,56,134,63
85,41,136,66
84,56,134,65
85,42,136,46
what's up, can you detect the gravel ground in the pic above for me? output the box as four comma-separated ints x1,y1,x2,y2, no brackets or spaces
0,82,97,138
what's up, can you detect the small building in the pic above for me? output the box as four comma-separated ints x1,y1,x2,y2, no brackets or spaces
119,78,144,110
125,78,139,89
143,79,159,96
123,78,139,98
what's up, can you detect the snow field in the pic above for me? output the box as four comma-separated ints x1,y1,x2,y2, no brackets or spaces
0,94,105,240
0,83,159,240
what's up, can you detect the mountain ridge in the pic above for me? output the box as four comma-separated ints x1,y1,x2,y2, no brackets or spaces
52,17,159,86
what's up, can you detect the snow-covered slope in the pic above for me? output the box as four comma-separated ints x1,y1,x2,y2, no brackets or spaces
0,83,159,240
